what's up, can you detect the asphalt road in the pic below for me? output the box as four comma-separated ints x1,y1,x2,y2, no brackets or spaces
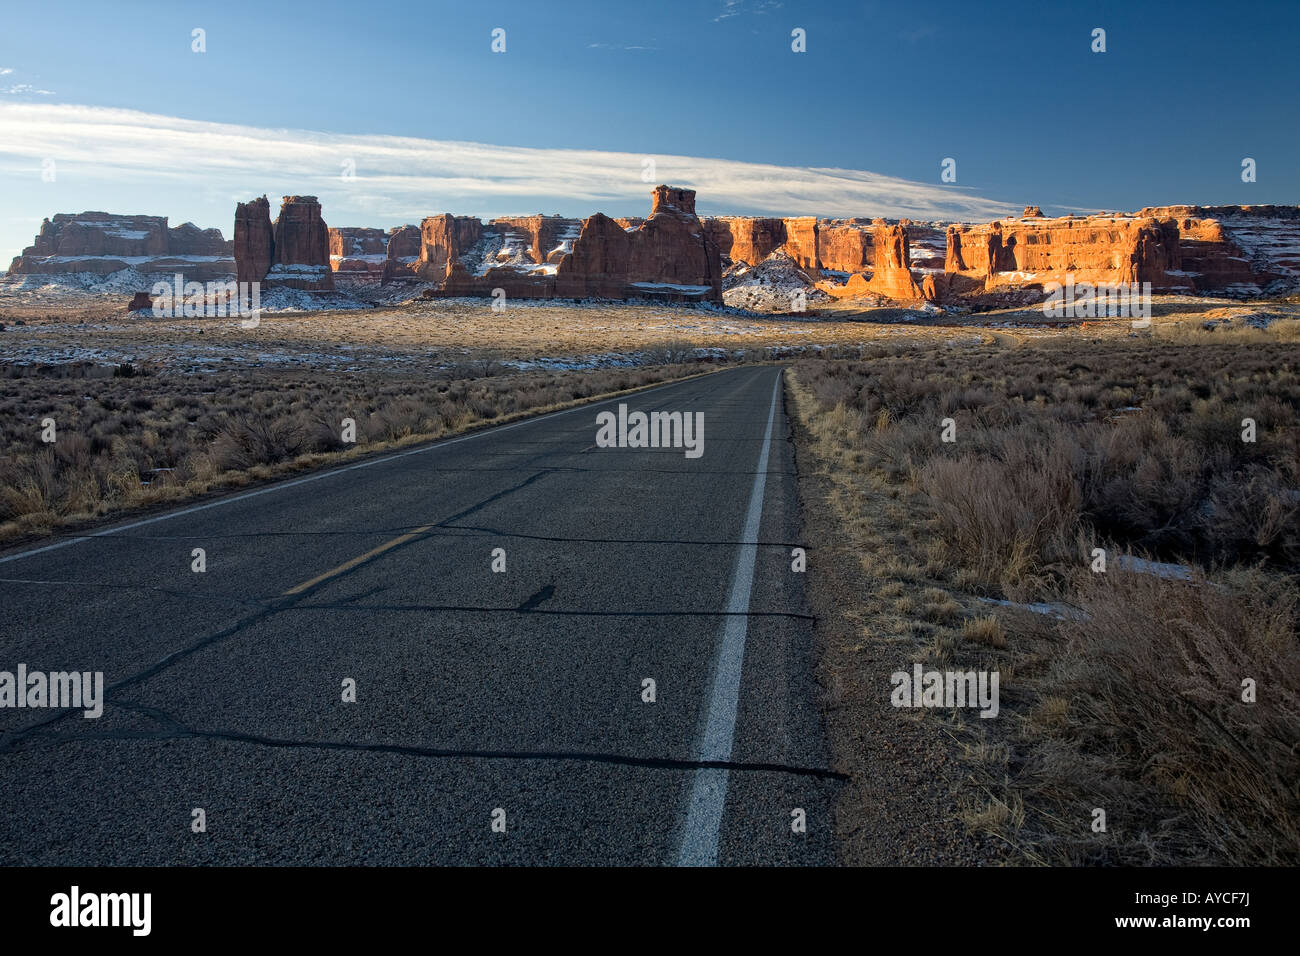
0,365,841,865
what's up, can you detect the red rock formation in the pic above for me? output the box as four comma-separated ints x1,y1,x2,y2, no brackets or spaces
944,225,967,274
488,216,583,264
1023,206,1044,218
652,186,696,216
1137,206,1300,292
816,221,874,273
705,216,949,282
385,225,421,260
621,186,722,299
127,291,153,311
23,213,168,257
866,224,924,301
9,212,235,281
817,272,877,299
780,217,819,272
705,217,787,266
945,215,1179,290
555,213,631,298
555,187,724,301
329,227,386,259
234,197,274,285
269,196,333,290
417,216,565,299
329,226,388,278
382,225,422,283
1164,217,1255,290
416,214,484,280
936,206,1300,299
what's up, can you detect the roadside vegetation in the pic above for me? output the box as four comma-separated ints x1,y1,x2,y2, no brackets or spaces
0,350,715,545
789,325,1300,865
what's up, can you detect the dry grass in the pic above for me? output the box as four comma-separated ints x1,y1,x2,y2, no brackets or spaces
789,336,1300,865
0,298,994,367
1032,568,1300,864
0,360,715,545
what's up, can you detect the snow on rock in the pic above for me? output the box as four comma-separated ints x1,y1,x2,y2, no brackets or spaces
722,250,831,313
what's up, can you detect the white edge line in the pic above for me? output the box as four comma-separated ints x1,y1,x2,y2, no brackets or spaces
0,367,735,567
676,368,781,867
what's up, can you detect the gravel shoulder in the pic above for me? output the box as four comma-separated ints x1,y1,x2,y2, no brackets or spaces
788,375,1009,865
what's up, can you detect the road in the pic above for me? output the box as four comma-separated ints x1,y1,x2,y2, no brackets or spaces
0,365,841,865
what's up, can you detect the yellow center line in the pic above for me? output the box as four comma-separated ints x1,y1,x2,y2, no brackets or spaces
281,525,433,596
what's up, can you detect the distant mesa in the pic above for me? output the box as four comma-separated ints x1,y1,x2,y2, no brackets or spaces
710,205,1300,306
943,206,1300,298
397,184,723,303
7,212,233,281
7,192,1300,311
328,225,421,283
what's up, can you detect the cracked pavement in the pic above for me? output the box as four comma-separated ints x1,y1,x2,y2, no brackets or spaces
0,365,840,865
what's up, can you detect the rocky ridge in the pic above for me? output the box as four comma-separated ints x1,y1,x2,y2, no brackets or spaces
8,194,1300,313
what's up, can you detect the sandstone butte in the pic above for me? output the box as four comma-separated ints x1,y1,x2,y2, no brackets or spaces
7,212,233,281
10,192,1300,307
407,185,723,303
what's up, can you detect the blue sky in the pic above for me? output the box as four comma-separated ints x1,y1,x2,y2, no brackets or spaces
1,0,1296,262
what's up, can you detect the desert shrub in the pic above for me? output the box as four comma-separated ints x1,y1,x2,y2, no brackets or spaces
209,413,310,472
920,433,1083,590
789,338,1300,865
1037,568,1300,864
0,362,704,540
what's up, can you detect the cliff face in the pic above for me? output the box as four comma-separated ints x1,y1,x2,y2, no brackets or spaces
816,221,874,273
489,216,583,264
622,186,722,299
555,213,631,298
709,207,1300,304
234,197,273,284
705,216,821,271
1140,206,1300,293
329,227,387,258
417,186,721,302
9,212,235,280
220,196,1300,306
382,225,422,282
416,214,484,280
233,195,334,289
865,223,924,301
937,208,1300,295
328,226,388,278
322,223,426,281
167,222,232,257
705,218,788,267
781,217,819,272
944,216,1180,289
269,196,333,290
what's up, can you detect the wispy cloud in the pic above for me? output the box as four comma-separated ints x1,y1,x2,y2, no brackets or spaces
587,42,657,51
714,0,783,22
0,66,54,95
0,102,1015,224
